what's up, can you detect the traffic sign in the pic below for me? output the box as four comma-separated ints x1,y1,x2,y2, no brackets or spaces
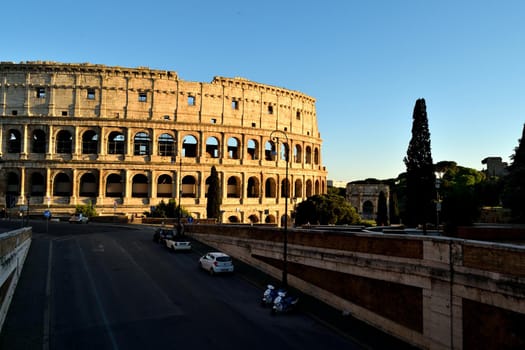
43,210,51,218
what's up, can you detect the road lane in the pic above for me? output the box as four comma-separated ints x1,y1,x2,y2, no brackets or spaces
0,221,369,349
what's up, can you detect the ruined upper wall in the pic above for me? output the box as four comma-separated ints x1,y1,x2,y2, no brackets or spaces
0,61,320,139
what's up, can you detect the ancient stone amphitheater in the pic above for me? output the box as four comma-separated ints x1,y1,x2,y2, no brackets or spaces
0,61,326,223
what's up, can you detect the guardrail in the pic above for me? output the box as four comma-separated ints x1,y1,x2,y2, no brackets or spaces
0,227,32,333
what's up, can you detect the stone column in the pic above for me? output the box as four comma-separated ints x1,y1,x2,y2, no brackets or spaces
71,169,78,205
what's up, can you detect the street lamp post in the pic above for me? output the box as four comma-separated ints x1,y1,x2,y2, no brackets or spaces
270,129,289,287
177,141,184,235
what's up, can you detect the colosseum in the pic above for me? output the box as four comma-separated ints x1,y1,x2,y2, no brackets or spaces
0,61,326,224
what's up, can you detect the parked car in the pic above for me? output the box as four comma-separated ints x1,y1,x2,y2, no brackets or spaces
69,214,89,224
153,228,174,244
198,252,235,275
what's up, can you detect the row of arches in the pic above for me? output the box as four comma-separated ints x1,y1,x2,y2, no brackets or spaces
5,128,321,165
5,170,323,199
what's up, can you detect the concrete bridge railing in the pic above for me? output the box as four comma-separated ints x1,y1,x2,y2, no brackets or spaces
0,227,32,333
186,224,525,350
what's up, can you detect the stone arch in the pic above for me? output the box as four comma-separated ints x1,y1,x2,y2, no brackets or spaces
305,146,312,164
205,136,220,158
53,172,72,196
247,139,259,160
32,129,46,154
56,130,73,154
227,176,241,198
181,134,198,158
248,214,259,223
7,129,22,153
6,171,20,195
157,174,173,198
106,173,123,197
79,172,98,197
132,174,149,197
294,179,303,198
265,178,276,198
158,133,175,157
133,131,151,156
247,176,260,198
82,130,99,154
29,172,45,196
108,131,125,154
294,144,302,164
265,214,276,224
306,179,313,197
182,175,197,197
227,137,240,159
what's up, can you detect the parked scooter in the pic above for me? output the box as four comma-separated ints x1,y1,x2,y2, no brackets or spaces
261,284,282,307
271,290,299,314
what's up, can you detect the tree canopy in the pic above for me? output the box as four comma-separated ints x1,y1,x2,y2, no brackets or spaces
503,124,525,223
294,193,360,226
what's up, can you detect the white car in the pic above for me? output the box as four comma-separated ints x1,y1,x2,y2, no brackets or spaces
199,252,234,275
69,214,89,224
165,237,191,251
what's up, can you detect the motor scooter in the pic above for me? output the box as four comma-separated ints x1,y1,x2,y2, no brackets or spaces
261,284,282,307
271,290,299,314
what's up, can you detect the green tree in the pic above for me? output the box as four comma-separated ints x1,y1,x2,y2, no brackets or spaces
295,193,360,225
206,166,222,220
75,203,97,217
403,98,436,227
376,191,388,226
437,162,485,232
503,124,525,223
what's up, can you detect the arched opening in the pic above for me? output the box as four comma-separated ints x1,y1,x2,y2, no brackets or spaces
108,131,125,154
106,174,123,197
134,132,150,156
79,173,98,197
182,135,198,158
265,178,276,198
306,179,313,197
132,174,149,197
6,172,20,195
264,141,275,161
363,200,374,217
82,130,99,154
294,179,303,198
205,136,220,158
228,215,239,223
305,146,312,164
32,129,46,154
315,180,320,195
247,177,260,198
247,139,258,160
248,214,259,223
181,175,196,197
158,133,175,157
227,137,240,159
157,174,173,198
56,130,73,154
294,145,302,164
265,214,276,224
7,129,21,153
314,147,320,165
53,173,72,196
281,178,290,198
227,176,240,198
30,172,45,196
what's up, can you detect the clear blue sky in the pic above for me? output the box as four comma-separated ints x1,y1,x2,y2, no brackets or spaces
3,0,524,182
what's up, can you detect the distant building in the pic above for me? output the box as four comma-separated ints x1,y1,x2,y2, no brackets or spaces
327,180,348,188
346,183,389,221
482,157,508,177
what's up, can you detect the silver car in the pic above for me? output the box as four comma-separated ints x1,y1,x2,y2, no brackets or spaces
198,252,234,275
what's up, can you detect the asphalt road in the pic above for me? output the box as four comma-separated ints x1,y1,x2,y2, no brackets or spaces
0,220,368,350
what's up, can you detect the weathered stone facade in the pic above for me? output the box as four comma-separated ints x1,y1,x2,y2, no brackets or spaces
0,61,326,222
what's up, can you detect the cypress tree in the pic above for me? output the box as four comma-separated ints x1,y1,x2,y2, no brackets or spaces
403,98,436,227
504,124,525,223
376,191,388,226
206,166,222,220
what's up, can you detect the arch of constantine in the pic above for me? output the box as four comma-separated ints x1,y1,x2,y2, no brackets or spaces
0,61,327,223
